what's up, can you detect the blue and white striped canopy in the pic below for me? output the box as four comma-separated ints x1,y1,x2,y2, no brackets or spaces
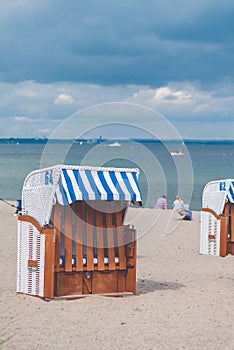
226,181,234,203
54,166,142,205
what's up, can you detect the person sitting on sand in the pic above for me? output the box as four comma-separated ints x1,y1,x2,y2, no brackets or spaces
177,204,192,221
173,195,184,212
154,195,167,209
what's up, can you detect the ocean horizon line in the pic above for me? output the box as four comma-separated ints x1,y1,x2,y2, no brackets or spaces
0,137,234,144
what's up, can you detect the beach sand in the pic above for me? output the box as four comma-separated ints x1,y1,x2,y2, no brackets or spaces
0,202,233,350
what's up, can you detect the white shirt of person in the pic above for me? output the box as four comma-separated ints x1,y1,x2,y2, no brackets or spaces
173,197,184,211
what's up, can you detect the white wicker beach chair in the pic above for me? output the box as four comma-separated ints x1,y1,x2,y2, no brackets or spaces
17,165,142,299
200,179,234,257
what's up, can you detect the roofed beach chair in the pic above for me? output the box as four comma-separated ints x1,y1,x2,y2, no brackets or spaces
200,179,234,257
17,165,142,299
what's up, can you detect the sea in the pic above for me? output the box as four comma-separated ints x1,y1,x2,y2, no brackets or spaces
0,139,234,211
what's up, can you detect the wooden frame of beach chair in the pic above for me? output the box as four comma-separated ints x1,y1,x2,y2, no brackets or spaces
17,165,141,299
200,179,234,257
18,201,137,299
201,207,234,257
220,202,234,256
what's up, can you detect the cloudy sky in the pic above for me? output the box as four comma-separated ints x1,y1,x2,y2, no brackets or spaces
0,0,234,139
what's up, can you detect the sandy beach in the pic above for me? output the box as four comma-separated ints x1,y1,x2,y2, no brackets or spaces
0,201,233,350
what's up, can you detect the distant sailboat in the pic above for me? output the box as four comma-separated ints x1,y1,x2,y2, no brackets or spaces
170,143,185,156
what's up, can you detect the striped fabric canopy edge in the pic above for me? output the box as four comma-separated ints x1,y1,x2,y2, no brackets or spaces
54,167,142,205
226,182,234,203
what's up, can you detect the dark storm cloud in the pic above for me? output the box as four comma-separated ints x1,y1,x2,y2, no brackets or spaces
0,0,233,85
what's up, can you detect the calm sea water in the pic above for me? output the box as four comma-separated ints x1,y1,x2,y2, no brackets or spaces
0,141,233,210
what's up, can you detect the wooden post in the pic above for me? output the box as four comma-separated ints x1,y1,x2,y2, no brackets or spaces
85,203,94,271
43,228,55,299
74,201,84,271
224,202,230,216
106,212,116,271
125,227,137,294
115,209,126,270
64,206,73,272
53,204,62,270
220,216,228,257
126,243,137,293
96,209,105,271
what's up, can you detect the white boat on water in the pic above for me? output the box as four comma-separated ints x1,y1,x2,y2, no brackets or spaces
171,150,184,156
108,142,121,147
170,144,184,156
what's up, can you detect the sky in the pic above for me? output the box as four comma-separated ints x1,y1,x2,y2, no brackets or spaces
0,0,234,139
